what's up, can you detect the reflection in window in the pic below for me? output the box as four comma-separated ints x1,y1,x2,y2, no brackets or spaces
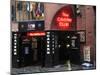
32,38,37,49
12,1,44,21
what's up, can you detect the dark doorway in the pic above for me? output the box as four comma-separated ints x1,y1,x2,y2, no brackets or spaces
31,37,46,66
19,33,46,67
57,32,81,65
19,34,33,67
58,32,71,64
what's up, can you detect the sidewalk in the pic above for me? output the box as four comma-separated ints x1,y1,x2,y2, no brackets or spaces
11,64,95,75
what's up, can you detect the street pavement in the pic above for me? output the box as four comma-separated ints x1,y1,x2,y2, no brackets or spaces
11,64,95,75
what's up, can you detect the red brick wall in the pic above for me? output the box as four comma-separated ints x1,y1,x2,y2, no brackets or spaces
77,6,96,63
44,3,66,30
44,4,96,64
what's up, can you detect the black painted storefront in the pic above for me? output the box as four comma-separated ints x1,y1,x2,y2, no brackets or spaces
12,31,81,68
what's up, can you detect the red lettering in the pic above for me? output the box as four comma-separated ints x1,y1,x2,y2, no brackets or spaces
57,17,72,22
27,32,46,36
62,12,69,17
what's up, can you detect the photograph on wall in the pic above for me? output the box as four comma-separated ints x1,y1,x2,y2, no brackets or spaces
11,0,96,74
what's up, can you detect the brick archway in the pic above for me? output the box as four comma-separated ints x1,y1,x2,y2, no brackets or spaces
51,5,76,31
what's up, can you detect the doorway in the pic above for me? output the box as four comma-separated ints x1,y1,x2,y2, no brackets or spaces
57,31,81,65
58,32,71,64
19,33,46,67
31,37,46,66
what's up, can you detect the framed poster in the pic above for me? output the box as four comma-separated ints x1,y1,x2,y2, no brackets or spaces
77,30,86,43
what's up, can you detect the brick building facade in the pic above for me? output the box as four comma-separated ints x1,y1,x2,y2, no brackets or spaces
11,0,96,69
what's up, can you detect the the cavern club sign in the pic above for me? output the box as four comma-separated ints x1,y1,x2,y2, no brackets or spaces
53,6,74,29
56,12,72,27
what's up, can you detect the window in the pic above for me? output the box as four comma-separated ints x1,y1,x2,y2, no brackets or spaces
12,1,44,21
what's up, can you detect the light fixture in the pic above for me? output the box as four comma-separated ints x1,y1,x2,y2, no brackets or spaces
47,41,50,44
47,51,50,54
14,36,17,39
14,40,17,42
66,44,70,48
47,38,50,41
58,45,61,48
52,48,54,50
47,45,50,47
47,32,50,34
47,48,50,50
14,52,17,55
52,51,54,54
67,36,70,38
14,46,17,48
14,49,17,51
52,45,54,47
14,43,17,45
14,34,17,36
47,35,50,37
31,24,35,28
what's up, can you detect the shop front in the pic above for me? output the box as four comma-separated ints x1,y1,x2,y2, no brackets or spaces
11,1,96,72
12,31,81,68
11,3,82,68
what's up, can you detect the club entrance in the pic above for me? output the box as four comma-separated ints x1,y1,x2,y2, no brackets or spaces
12,31,81,68
57,32,81,65
44,31,81,67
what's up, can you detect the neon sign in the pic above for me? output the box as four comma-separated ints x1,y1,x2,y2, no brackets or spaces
56,11,72,28
27,32,46,36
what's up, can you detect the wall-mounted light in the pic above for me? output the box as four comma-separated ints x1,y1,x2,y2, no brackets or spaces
47,32,50,34
14,52,17,55
14,34,17,36
66,44,70,48
14,36,17,39
47,51,50,54
14,40,17,42
52,48,54,50
47,45,50,47
52,51,55,54
14,49,17,51
14,46,17,49
58,45,61,48
47,48,50,51
67,36,70,38
47,41,50,44
52,45,54,47
76,5,81,17
47,35,50,37
47,38,50,41
14,43,17,45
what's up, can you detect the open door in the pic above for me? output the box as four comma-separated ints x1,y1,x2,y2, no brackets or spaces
58,32,81,65
58,32,71,64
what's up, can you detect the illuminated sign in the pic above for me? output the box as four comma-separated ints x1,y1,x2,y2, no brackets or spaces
56,11,72,28
27,32,46,36
52,6,74,30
